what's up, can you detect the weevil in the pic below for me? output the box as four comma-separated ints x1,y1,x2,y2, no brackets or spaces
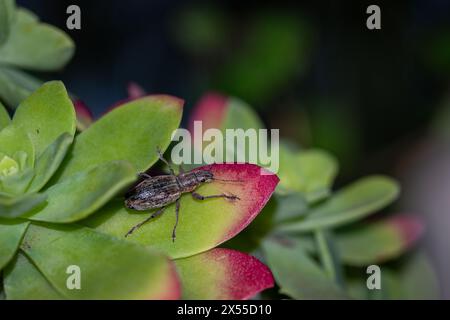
124,148,240,241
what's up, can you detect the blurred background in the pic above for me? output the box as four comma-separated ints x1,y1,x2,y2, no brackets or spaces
17,0,450,298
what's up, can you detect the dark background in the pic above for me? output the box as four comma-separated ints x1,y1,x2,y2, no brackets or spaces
17,0,450,167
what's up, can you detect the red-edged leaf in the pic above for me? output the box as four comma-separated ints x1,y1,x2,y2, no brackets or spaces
174,248,274,299
188,92,228,133
85,163,279,259
336,215,424,266
105,94,183,115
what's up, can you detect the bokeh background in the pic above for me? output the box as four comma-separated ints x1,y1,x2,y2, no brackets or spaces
17,0,450,298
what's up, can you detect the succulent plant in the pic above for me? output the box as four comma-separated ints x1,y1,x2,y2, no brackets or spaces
0,81,279,299
187,91,439,300
0,1,74,109
0,0,440,300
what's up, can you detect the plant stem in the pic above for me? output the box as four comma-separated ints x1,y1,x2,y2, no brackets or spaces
314,229,345,288
315,230,334,278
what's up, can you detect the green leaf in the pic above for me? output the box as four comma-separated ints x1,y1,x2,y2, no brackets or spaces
29,161,136,223
0,65,42,108
0,165,33,195
348,252,440,300
262,236,347,299
0,124,34,167
12,81,76,157
389,252,439,299
0,8,74,71
277,145,338,202
0,0,15,46
4,252,63,300
277,176,400,232
84,163,278,259
336,216,423,266
188,94,266,168
221,97,264,130
0,101,10,129
27,133,73,193
54,95,183,181
273,192,309,224
0,219,28,270
22,223,180,299
0,193,46,219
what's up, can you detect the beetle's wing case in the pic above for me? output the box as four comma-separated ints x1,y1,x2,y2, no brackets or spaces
125,175,181,210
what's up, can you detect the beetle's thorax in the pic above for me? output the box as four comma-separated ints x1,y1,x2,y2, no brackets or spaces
177,171,201,192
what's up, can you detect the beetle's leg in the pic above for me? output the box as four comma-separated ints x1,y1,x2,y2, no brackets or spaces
125,206,166,237
138,172,152,179
172,198,181,242
192,192,240,201
157,147,175,175
178,165,185,174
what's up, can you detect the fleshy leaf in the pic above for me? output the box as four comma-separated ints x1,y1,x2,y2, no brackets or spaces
0,165,33,195
385,252,439,299
347,252,439,300
336,215,424,266
189,93,264,135
0,9,74,71
12,81,76,157
72,99,94,131
0,219,28,270
188,93,266,167
175,248,273,299
277,176,400,232
0,124,34,168
54,95,183,181
0,193,46,219
4,252,63,300
22,223,180,299
85,163,279,259
0,0,15,46
277,144,338,202
0,65,41,108
0,101,10,130
29,161,136,223
188,92,228,133
262,236,347,299
27,133,73,193
273,193,309,224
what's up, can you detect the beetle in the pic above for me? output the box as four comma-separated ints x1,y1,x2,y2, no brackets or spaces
124,148,240,241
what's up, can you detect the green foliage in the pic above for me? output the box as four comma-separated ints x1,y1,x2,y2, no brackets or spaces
0,82,187,299
0,2,437,299
4,252,63,300
0,9,74,71
277,176,400,232
263,237,347,299
0,220,28,270
1,81,278,300
200,92,437,300
0,3,74,109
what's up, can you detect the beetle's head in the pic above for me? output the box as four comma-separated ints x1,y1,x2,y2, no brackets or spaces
195,170,214,183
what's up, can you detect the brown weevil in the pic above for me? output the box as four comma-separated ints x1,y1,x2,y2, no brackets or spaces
124,148,240,241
